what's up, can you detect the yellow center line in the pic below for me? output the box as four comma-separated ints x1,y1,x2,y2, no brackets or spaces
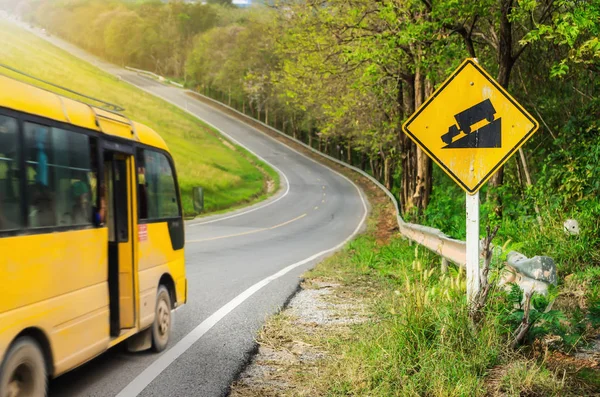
186,213,307,243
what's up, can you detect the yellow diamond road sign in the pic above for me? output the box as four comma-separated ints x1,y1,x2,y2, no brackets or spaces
402,58,539,194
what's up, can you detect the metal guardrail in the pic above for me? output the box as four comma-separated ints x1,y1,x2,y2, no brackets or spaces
125,67,184,88
126,66,161,80
125,67,470,268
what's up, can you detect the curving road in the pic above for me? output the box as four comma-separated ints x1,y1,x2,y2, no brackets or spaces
28,26,367,397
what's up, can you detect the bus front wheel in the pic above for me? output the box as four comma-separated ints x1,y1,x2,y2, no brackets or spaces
0,337,47,397
151,286,172,352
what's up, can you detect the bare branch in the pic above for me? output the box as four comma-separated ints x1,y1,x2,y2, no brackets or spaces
469,225,500,325
511,291,534,349
473,32,498,51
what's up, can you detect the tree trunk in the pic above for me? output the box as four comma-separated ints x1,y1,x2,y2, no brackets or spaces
414,73,433,212
360,152,367,171
384,157,392,190
518,148,543,227
265,104,269,125
488,0,516,216
399,75,418,215
347,140,352,164
515,156,525,198
370,158,379,181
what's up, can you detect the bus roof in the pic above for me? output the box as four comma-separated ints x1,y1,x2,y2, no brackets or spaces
0,74,169,151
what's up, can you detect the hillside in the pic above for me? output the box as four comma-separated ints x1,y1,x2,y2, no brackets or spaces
0,19,277,215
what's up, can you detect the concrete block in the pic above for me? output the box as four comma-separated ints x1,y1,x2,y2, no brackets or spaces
506,251,557,285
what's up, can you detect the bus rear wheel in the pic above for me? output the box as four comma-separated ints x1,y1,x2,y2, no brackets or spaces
151,286,172,352
0,337,47,397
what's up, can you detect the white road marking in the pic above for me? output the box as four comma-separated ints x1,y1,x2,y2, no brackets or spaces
186,213,307,243
116,183,368,397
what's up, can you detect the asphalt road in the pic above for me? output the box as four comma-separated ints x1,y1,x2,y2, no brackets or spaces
26,26,367,397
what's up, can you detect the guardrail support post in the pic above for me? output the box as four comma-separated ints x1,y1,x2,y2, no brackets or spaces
441,258,449,274
466,191,480,302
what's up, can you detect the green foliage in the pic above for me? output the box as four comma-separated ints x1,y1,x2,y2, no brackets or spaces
573,267,600,329
24,0,600,237
496,99,600,274
23,0,221,77
500,283,594,350
421,168,467,239
185,7,277,114
522,0,600,74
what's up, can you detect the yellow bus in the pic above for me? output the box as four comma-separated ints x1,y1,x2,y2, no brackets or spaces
0,70,187,396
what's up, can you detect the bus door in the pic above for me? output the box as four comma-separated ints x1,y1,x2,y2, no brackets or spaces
104,150,136,336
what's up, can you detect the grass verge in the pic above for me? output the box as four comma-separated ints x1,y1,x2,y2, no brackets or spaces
0,19,278,216
231,171,599,396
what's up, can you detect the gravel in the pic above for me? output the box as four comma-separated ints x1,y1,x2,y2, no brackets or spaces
286,282,367,326
231,281,366,395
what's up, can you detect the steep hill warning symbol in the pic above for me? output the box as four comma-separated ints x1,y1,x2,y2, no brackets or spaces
441,99,501,149
401,58,539,194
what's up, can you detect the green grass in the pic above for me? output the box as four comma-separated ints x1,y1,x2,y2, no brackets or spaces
0,20,277,215
238,198,598,396
306,236,505,396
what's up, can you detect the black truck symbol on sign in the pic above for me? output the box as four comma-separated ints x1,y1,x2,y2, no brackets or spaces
441,99,502,149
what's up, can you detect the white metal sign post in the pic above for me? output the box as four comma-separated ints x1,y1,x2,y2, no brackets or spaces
466,192,480,301
466,60,481,303
401,58,539,305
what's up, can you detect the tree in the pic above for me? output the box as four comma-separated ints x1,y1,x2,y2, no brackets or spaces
427,0,557,214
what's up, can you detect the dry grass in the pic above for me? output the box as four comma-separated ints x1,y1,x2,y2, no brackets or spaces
231,281,366,397
485,358,568,396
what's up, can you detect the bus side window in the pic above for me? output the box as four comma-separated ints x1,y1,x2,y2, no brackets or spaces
137,150,149,220
137,150,179,221
23,123,92,229
0,115,23,232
